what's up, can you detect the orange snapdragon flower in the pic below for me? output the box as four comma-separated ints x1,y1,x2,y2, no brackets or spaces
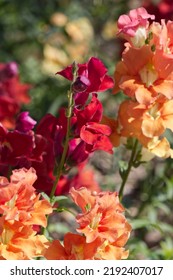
94,240,129,260
114,8,173,105
44,232,129,260
0,167,53,260
113,7,173,159
113,44,173,105
70,187,131,246
45,187,131,260
117,99,173,158
146,137,173,158
44,232,101,260
0,217,49,260
150,19,173,58
0,167,52,227
101,115,120,147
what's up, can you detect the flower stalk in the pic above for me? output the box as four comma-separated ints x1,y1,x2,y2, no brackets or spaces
50,90,74,200
50,62,78,200
119,139,139,201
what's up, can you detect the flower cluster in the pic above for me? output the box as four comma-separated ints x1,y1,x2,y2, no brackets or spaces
107,7,173,158
45,187,131,260
0,57,114,195
1,4,173,261
0,168,52,259
0,35,131,260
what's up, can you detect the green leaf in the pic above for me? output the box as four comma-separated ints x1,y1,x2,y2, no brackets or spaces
130,219,151,229
118,160,128,178
51,195,69,203
54,207,76,216
40,192,51,202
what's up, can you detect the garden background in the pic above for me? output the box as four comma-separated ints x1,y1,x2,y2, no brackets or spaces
0,0,173,259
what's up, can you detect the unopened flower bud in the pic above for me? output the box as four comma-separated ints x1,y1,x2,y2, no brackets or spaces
16,111,37,132
72,75,90,93
0,62,18,81
4,62,18,78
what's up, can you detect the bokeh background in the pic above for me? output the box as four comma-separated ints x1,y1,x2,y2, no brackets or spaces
0,0,173,259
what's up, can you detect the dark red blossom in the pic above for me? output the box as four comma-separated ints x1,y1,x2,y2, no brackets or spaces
0,62,18,80
32,114,59,192
0,62,31,128
0,124,33,167
0,113,46,180
36,113,60,139
143,0,173,21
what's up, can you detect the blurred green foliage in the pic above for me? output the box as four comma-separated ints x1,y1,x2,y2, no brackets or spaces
0,0,173,259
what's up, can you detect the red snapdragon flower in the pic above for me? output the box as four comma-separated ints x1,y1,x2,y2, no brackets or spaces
73,93,103,133
56,57,114,105
0,62,31,128
80,122,113,154
30,94,113,193
0,124,33,167
0,113,47,182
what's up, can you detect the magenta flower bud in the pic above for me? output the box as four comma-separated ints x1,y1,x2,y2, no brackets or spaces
16,111,37,132
72,75,90,93
0,62,18,81
4,62,18,78
67,139,89,166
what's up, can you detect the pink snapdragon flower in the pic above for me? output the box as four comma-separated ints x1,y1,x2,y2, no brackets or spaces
117,7,155,47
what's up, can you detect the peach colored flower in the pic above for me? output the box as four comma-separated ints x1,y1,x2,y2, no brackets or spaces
70,187,131,244
0,217,49,260
44,232,101,260
0,167,52,227
68,187,131,260
150,20,173,56
119,99,173,137
146,137,173,158
117,99,149,143
70,186,96,213
44,232,129,260
117,99,173,158
101,115,120,147
142,100,173,137
113,44,173,105
94,240,129,260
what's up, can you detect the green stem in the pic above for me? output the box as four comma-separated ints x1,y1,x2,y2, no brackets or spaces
50,90,74,200
40,63,78,240
40,90,74,238
119,139,138,201
55,207,76,216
